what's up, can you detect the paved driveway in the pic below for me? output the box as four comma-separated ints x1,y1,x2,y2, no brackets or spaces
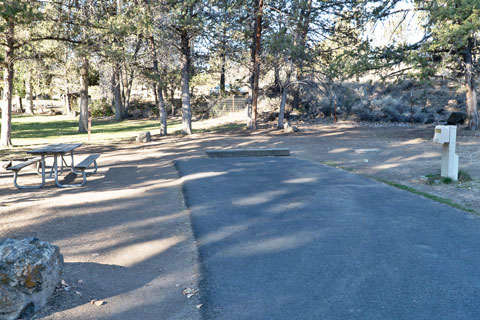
176,157,480,320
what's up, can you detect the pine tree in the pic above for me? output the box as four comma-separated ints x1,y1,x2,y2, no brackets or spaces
415,0,480,129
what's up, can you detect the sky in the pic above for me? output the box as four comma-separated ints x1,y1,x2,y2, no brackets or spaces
367,1,425,47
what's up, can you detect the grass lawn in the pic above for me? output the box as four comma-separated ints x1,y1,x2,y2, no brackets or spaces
8,115,180,146
0,113,245,160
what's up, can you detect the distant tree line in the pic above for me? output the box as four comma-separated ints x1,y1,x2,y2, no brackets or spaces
1,0,478,147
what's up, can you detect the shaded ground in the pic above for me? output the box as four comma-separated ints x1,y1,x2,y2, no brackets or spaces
0,143,201,320
0,121,479,318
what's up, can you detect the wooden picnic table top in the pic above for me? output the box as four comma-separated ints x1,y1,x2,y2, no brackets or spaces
27,143,83,155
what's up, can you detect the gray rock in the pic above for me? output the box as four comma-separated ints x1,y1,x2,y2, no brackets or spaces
0,238,63,320
283,122,299,133
447,112,465,125
136,131,152,143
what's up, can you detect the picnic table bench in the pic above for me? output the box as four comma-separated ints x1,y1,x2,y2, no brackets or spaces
73,154,100,187
7,143,100,189
6,157,45,189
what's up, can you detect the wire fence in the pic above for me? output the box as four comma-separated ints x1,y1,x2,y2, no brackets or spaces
208,95,248,117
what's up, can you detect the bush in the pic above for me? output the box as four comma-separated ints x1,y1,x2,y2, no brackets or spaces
398,79,415,91
370,95,410,122
354,106,383,122
316,98,333,116
91,99,113,118
351,100,377,121
332,85,362,115
413,111,427,124
458,170,473,182
128,100,156,118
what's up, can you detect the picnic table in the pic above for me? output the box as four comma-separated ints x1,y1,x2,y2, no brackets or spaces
8,143,99,189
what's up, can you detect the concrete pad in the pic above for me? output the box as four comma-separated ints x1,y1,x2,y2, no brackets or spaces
177,157,480,320
206,148,290,158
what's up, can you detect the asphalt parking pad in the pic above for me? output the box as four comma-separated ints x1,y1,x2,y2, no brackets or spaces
176,157,480,320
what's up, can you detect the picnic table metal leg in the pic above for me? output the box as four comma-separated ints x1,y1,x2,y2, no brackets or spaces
59,155,65,175
36,156,53,177
54,155,69,188
40,155,46,186
36,160,42,175
54,154,86,188
12,155,45,189
69,151,81,175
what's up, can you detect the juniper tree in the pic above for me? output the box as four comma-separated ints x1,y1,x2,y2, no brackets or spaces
414,0,480,130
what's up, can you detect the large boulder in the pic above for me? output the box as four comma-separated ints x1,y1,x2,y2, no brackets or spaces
447,112,466,125
136,131,152,143
0,238,63,320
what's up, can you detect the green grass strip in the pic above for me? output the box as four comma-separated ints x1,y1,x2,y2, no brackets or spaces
321,162,477,215
372,177,478,215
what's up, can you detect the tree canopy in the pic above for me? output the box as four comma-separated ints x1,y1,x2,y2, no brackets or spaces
1,0,479,147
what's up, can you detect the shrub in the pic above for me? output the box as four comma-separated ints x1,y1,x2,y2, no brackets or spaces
360,108,383,122
351,100,373,121
332,85,362,115
398,79,415,91
316,98,333,116
91,99,113,118
413,110,427,124
458,170,473,182
370,95,410,122
128,100,156,118
441,177,453,184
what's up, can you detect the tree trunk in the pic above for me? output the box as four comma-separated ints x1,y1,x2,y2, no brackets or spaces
170,88,175,116
220,37,226,96
153,84,158,106
141,0,167,135
220,50,226,96
277,86,289,130
219,0,227,97
1,20,14,147
247,46,255,129
17,96,24,113
78,57,89,133
113,65,124,121
277,64,293,129
465,38,479,130
123,64,133,118
25,74,34,115
148,35,167,135
64,93,72,115
162,87,170,116
291,0,313,111
180,31,192,135
156,84,167,135
274,63,280,92
249,0,263,131
64,47,73,115
64,88,72,115
123,38,141,118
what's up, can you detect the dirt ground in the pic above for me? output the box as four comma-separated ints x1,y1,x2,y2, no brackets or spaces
0,121,479,319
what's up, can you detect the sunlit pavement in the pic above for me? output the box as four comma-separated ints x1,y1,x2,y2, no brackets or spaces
177,157,480,320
